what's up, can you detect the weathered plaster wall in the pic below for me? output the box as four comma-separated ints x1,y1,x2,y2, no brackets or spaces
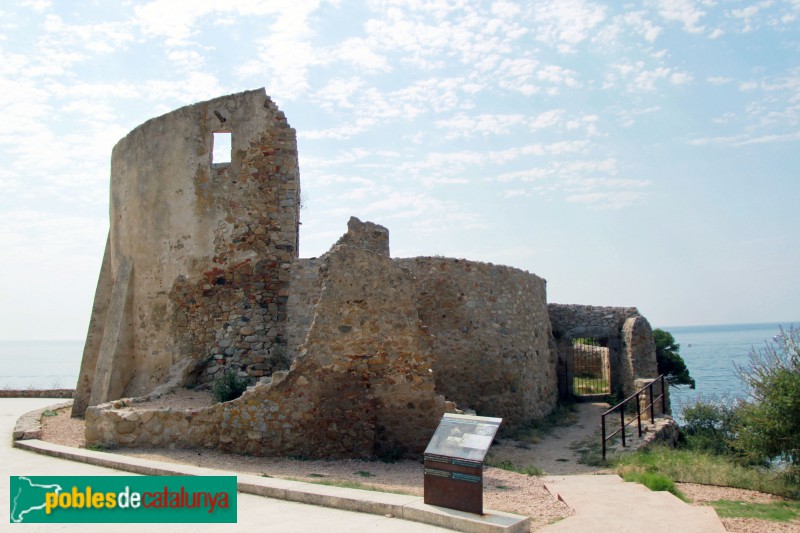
396,257,557,430
74,89,300,416
548,304,658,397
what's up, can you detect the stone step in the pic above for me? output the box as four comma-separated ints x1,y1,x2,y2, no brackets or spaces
540,474,726,533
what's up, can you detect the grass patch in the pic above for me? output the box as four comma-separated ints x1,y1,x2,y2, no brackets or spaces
709,500,800,522
355,471,374,477
621,471,685,500
41,409,58,417
487,459,543,476
86,443,111,452
307,473,325,478
574,376,610,395
613,445,799,499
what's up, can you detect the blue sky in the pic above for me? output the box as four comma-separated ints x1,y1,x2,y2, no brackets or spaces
1,0,798,340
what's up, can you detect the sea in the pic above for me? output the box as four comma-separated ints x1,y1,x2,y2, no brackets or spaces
665,321,798,422
0,339,84,390
0,322,796,420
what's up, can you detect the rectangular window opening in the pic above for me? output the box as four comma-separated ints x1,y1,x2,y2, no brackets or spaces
212,131,232,164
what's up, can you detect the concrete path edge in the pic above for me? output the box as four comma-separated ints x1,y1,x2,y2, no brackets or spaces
12,404,530,533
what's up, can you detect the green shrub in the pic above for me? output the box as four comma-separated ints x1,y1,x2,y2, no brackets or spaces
680,397,741,455
621,470,683,498
735,326,800,475
212,369,249,403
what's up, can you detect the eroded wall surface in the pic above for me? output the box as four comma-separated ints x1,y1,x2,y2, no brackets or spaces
397,257,557,430
74,89,300,416
87,228,449,458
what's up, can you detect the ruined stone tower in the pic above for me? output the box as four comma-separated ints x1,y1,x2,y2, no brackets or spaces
75,89,661,458
73,89,300,416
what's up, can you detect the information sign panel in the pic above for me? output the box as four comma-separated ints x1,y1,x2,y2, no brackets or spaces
423,413,502,514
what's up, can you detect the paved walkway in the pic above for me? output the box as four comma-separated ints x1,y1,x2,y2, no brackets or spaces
1,398,452,532
540,474,726,532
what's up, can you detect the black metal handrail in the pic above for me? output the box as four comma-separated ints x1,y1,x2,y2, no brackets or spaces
601,374,667,461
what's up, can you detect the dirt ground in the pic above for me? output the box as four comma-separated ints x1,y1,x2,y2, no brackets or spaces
39,399,799,532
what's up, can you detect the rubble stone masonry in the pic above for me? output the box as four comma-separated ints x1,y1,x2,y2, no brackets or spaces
397,257,557,431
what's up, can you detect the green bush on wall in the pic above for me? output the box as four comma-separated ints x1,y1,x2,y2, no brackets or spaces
212,368,249,403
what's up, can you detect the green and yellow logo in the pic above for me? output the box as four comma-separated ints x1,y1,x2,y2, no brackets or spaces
9,476,237,523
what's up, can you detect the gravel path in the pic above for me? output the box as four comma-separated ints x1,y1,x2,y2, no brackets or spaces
38,400,800,532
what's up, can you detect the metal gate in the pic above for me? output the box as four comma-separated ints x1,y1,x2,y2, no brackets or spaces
572,337,610,395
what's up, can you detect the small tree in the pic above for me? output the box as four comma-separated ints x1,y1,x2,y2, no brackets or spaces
653,328,695,388
735,326,800,478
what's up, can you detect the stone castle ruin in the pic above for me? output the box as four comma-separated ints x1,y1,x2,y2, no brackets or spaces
72,89,661,458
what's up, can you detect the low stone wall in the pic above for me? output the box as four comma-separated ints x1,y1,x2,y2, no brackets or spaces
643,417,679,448
13,401,73,440
85,399,224,448
0,389,75,398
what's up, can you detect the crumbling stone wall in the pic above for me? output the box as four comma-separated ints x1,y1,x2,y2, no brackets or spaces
87,225,450,458
285,218,391,363
396,258,557,430
285,257,323,362
548,304,658,398
73,89,300,416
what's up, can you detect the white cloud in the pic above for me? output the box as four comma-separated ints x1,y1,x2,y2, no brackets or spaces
566,191,649,209
708,76,733,85
19,0,52,12
670,71,693,85
621,11,663,43
501,189,532,198
333,38,392,73
531,0,607,52
730,1,774,32
41,14,135,55
434,113,527,139
655,0,707,33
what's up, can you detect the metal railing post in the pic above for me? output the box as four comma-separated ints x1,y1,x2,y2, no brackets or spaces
649,381,655,421
601,414,606,461
661,374,666,415
636,392,642,437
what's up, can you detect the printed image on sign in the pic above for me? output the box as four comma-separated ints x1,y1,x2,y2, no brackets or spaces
424,413,502,461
